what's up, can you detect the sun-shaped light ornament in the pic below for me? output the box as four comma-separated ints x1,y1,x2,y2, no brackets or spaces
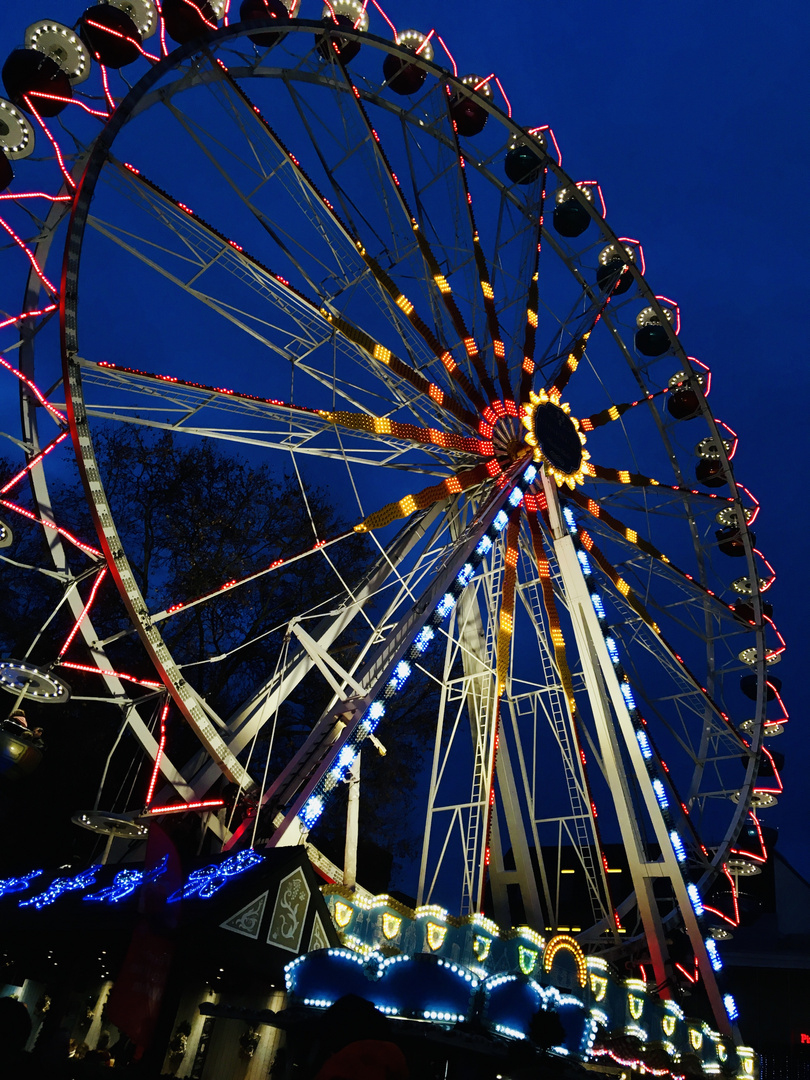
522,388,590,489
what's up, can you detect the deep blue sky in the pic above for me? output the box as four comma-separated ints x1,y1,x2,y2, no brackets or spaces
0,2,807,880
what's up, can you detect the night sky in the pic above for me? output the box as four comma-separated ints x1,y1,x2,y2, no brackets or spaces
0,0,807,889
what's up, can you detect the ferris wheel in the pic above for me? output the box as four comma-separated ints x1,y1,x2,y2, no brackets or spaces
0,0,786,1039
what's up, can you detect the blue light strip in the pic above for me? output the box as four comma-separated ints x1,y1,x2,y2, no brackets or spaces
299,466,536,831
20,866,101,909
167,849,264,902
559,499,737,1022
0,870,43,899
84,854,169,904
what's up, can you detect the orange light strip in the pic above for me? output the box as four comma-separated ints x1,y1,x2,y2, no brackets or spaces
495,512,520,698
319,409,486,454
355,461,492,533
443,99,514,402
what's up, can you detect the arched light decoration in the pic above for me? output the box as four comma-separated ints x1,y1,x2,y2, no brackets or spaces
473,934,491,961
382,912,401,939
426,922,447,950
322,0,369,32
522,387,590,489
25,21,90,83
105,0,159,39
333,901,353,927
394,28,433,62
518,945,537,975
542,933,587,988
0,98,35,158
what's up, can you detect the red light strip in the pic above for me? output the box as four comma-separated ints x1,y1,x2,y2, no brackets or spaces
763,615,786,660
736,485,760,525
0,192,72,203
27,90,110,119
58,659,163,690
99,64,117,113
145,700,170,806
0,215,59,296
145,799,225,816
753,548,776,591
753,744,783,794
435,35,458,75
655,294,681,336
156,528,354,621
57,567,108,658
0,432,68,495
0,498,102,558
714,419,739,459
493,77,512,117
83,18,162,62
729,810,768,864
576,181,607,219
414,29,435,56
22,96,76,192
675,959,700,985
528,125,562,167
0,353,65,423
616,236,646,276
154,0,169,57
369,0,398,36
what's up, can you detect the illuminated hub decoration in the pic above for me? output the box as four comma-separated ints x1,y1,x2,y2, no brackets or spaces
167,849,264,902
522,389,589,489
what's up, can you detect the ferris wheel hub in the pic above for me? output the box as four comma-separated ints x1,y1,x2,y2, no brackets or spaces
522,389,589,488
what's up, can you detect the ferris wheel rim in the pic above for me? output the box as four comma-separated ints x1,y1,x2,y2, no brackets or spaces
0,12,773,1000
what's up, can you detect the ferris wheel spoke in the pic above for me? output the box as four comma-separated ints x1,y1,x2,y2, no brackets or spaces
566,487,739,619
319,52,492,413
199,55,475,407
88,162,477,427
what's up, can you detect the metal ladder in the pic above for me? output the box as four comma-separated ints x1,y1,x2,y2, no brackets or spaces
459,541,503,915
519,544,610,927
